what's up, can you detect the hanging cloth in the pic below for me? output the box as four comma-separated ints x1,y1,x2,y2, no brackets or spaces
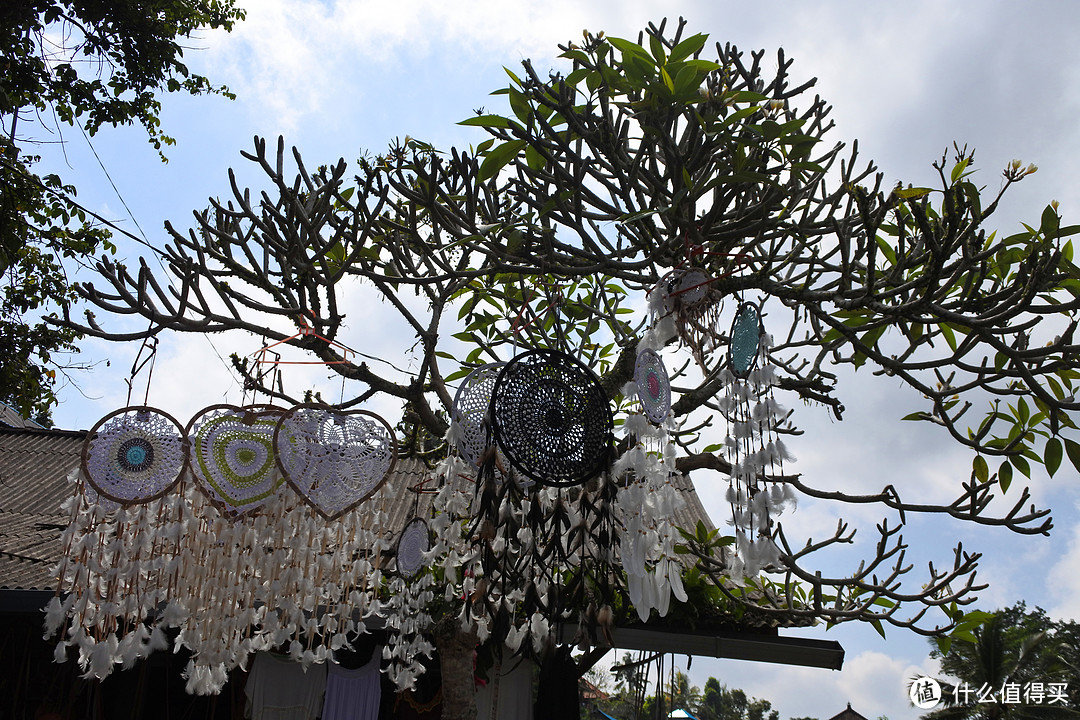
475,659,534,720
534,647,579,720
245,652,327,720
322,650,381,720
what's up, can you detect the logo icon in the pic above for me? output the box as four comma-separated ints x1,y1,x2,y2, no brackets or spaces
910,676,943,709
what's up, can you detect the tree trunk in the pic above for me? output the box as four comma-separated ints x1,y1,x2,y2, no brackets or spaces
433,615,478,720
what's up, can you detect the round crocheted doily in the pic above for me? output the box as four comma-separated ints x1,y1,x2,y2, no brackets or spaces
490,349,612,486
450,363,503,468
82,406,188,504
395,517,430,581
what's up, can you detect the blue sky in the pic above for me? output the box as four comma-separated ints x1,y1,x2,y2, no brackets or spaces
26,2,1080,718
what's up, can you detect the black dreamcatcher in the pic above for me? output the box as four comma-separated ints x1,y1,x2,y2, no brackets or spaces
489,348,613,487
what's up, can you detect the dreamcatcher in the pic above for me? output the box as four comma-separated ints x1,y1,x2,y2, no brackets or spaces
489,348,613,487
396,516,432,581
384,478,438,689
274,405,396,520
81,337,188,504
650,268,721,369
52,337,193,680
456,346,621,657
82,406,189,504
633,348,671,426
717,301,796,577
186,404,286,515
448,363,504,468
614,346,687,622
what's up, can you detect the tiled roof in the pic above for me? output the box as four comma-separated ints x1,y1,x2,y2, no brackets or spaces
0,401,46,429
0,427,85,591
827,703,870,720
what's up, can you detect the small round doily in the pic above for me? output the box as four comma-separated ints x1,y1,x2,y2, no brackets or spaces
673,268,711,306
634,349,671,424
395,517,430,581
82,406,188,504
729,302,763,379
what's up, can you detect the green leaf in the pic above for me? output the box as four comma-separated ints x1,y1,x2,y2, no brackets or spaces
607,36,652,63
998,460,1013,493
458,114,513,129
503,66,523,86
648,34,666,65
660,66,675,93
941,324,958,351
894,187,934,200
1041,204,1061,236
443,366,472,383
875,235,897,265
973,455,988,483
477,139,526,182
950,158,970,183
507,87,532,124
564,68,590,87
525,145,546,171
1064,438,1080,471
673,63,703,98
1009,453,1031,478
1044,437,1063,477
559,49,590,63
668,33,709,64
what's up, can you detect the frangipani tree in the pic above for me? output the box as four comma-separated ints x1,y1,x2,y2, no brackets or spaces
56,15,1080,688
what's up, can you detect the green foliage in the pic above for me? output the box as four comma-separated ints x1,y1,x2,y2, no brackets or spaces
0,0,243,420
923,602,1080,719
604,670,782,720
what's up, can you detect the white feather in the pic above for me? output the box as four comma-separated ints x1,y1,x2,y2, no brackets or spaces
43,596,66,638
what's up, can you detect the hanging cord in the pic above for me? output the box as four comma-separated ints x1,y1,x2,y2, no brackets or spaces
124,334,158,406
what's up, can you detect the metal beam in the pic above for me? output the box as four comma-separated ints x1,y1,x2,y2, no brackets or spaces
559,625,844,670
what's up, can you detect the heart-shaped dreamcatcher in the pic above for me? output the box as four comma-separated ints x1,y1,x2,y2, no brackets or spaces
450,363,504,468
634,348,671,425
187,404,286,515
274,405,396,520
81,406,189,504
729,302,763,378
490,349,612,487
395,517,431,581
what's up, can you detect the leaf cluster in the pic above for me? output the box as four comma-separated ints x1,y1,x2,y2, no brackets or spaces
0,0,243,419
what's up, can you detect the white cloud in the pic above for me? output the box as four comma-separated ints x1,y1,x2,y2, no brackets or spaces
1047,504,1080,621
